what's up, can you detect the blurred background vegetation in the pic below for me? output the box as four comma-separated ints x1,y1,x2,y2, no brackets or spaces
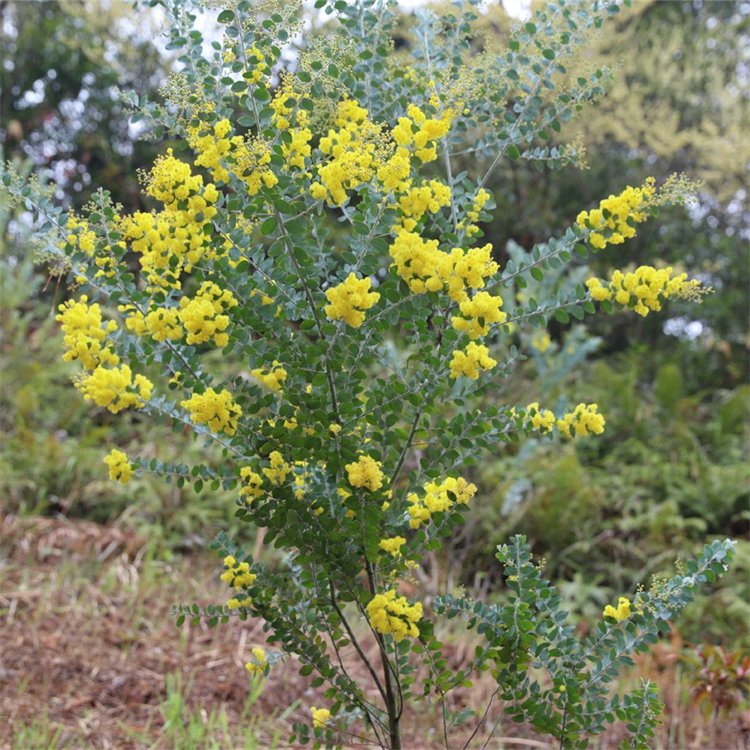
1,0,747,663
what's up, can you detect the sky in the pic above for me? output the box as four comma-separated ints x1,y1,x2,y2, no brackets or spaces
399,0,532,18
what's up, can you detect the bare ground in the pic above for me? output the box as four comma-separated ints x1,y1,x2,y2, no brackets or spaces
0,513,746,749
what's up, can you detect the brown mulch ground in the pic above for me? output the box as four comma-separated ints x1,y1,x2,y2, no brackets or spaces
0,513,746,749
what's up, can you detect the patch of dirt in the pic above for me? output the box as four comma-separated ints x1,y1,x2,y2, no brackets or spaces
0,514,745,749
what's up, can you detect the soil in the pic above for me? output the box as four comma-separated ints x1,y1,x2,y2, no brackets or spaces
0,513,746,749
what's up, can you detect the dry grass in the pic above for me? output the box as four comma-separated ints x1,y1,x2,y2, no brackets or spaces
0,513,746,749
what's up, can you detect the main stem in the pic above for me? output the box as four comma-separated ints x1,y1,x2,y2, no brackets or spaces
366,561,401,749
382,645,401,749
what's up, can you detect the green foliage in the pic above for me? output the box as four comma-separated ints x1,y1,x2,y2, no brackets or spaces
468,2,749,391
2,0,740,748
436,535,735,748
1,0,163,211
464,351,749,644
0,244,247,552
157,671,274,749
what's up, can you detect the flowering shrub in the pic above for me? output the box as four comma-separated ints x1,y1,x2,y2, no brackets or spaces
2,0,735,747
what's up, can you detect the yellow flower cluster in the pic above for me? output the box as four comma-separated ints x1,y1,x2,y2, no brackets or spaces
189,118,278,196
245,646,268,675
243,44,268,85
576,178,656,249
145,148,210,205
310,706,331,729
388,231,497,302
103,449,133,483
239,137,281,194
178,281,237,347
307,97,453,205
449,342,497,380
378,536,406,557
407,476,477,529
145,308,183,341
221,555,256,609
270,78,313,169
451,291,507,339
77,365,153,414
556,403,606,438
376,148,411,192
292,461,312,502
120,150,220,290
263,450,291,485
239,467,265,503
603,596,631,623
345,454,384,492
391,103,453,164
458,188,491,236
57,296,119,370
251,361,287,392
324,273,380,327
65,214,119,280
283,126,313,170
191,119,234,182
122,305,183,343
525,402,556,433
65,213,96,256
366,589,423,641
524,402,606,439
310,99,384,206
586,266,705,317
270,75,304,130
395,179,452,231
181,387,242,435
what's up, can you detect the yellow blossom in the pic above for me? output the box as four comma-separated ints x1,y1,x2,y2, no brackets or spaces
119,150,221,291
77,365,153,413
391,104,454,164
377,148,411,192
531,331,552,353
451,291,507,339
144,307,183,342
461,188,491,236
56,296,119,370
221,557,257,593
263,451,291,485
245,646,268,675
345,455,384,492
181,387,242,435
324,273,380,327
388,231,497,303
283,127,313,169
395,179,452,229
239,467,265,502
379,536,407,557
179,281,237,348
407,476,476,529
576,179,656,250
556,403,605,438
586,265,707,317
366,589,423,641
603,597,631,623
244,45,268,85
103,449,133,483
312,98,385,205
449,342,497,379
310,706,331,729
251,361,287,393
525,402,556,433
